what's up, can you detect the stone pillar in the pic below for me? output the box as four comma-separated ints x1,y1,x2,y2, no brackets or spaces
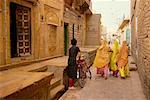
0,0,10,65
0,1,5,65
38,0,46,59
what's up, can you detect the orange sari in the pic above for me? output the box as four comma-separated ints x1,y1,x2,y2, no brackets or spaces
117,41,130,78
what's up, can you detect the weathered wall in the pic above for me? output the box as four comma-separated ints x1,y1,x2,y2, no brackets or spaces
0,0,64,66
131,0,150,99
131,0,139,62
119,24,130,45
64,7,83,47
0,1,4,65
86,14,101,46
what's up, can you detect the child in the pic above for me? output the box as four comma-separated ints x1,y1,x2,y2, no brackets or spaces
67,38,80,89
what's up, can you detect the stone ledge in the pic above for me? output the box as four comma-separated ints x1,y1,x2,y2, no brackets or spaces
0,55,63,71
0,71,54,99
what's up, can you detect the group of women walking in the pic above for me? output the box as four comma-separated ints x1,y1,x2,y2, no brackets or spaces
93,39,130,79
67,38,130,89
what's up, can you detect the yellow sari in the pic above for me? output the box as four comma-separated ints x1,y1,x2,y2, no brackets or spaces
93,41,110,68
110,40,119,71
117,41,130,78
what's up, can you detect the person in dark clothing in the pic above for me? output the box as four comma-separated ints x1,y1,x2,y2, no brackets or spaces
67,38,80,89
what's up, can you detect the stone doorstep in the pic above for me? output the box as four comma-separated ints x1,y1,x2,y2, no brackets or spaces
0,55,64,71
7,50,95,73
130,61,136,64
129,64,138,71
0,56,68,73
29,65,48,72
50,85,65,99
50,78,62,90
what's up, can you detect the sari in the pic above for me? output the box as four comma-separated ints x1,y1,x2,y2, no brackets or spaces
110,40,119,76
117,41,130,78
93,40,110,78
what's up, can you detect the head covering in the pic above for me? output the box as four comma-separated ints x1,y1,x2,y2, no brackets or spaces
113,40,119,52
117,41,128,67
110,40,120,71
93,40,110,68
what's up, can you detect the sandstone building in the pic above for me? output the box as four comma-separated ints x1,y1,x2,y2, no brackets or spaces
0,0,101,99
0,0,64,67
118,19,130,46
0,0,101,67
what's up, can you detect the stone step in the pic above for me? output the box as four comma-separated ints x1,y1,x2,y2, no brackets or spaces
29,65,48,72
50,78,61,90
50,85,65,99
129,64,138,71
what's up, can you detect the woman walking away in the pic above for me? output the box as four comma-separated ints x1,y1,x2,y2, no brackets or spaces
110,40,120,77
93,40,110,80
67,38,80,89
117,41,130,79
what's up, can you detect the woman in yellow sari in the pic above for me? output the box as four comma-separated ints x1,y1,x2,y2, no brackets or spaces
110,40,119,77
93,40,110,79
117,41,130,79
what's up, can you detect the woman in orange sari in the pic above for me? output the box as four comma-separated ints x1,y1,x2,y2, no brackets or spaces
117,41,130,79
93,40,110,79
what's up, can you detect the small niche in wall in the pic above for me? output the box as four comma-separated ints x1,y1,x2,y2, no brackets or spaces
44,5,60,26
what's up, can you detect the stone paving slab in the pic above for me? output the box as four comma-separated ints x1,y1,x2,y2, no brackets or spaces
59,67,146,100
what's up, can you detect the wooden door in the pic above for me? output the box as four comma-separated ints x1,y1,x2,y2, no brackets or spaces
64,23,69,55
16,5,31,57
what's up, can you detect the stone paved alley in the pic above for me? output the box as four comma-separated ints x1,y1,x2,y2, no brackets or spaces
0,0,150,100
60,68,146,100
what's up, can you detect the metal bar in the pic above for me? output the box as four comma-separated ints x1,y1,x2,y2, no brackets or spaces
73,24,75,39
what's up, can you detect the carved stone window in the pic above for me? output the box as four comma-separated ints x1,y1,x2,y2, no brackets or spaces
10,2,31,58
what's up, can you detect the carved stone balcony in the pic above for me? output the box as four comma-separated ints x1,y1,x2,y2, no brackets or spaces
64,0,74,6
64,0,92,14
79,0,92,14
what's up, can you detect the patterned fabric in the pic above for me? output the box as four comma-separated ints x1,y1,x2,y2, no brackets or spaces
97,64,109,77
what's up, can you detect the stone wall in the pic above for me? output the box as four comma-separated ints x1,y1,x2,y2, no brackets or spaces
0,0,4,65
64,7,83,47
131,0,150,99
86,14,101,46
131,0,139,62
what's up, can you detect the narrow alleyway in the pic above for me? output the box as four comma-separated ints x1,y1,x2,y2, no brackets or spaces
59,57,146,100
0,0,150,100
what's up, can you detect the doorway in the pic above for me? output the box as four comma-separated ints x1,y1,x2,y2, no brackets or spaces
64,23,69,56
10,2,31,58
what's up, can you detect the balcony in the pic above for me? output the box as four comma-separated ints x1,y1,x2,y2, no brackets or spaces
64,0,92,14
80,0,92,14
25,0,38,5
118,19,130,30
64,0,74,6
